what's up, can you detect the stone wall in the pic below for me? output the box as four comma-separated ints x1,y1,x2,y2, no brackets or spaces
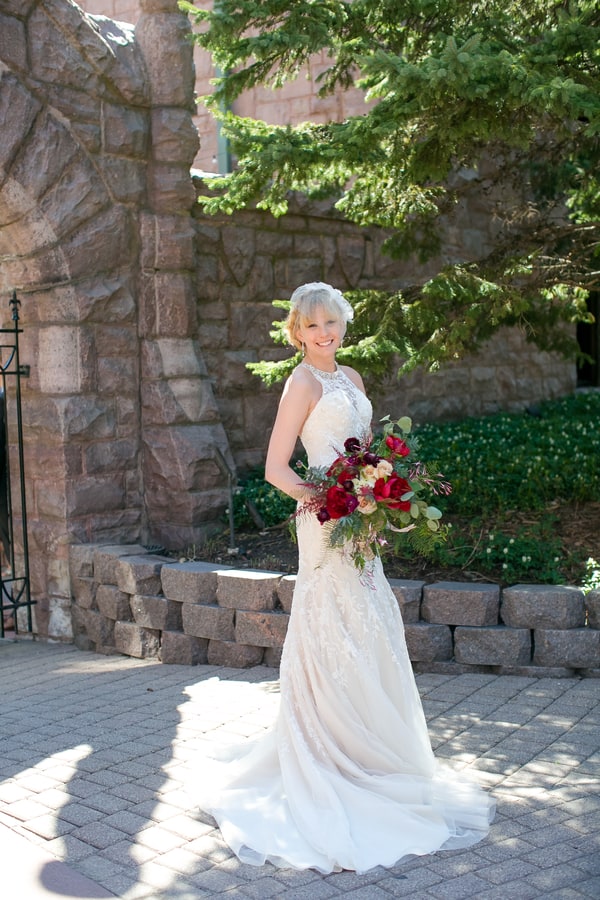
0,0,232,638
193,188,576,471
70,543,600,675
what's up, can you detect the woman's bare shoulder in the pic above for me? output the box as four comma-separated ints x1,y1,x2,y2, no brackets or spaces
282,364,319,399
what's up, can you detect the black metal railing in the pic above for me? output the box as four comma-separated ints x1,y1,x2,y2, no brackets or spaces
0,291,33,638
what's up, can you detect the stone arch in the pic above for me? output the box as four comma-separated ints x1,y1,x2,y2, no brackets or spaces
0,0,232,639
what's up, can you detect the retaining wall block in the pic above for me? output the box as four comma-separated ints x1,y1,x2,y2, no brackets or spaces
69,543,100,580
403,623,453,662
235,610,290,648
264,646,283,667
533,628,600,669
71,604,93,650
389,579,424,623
96,584,132,621
93,545,149,585
422,581,500,626
454,626,531,666
82,608,115,649
586,590,600,630
207,639,264,668
277,574,296,614
182,603,235,641
114,621,160,659
502,584,586,629
116,554,169,595
217,569,280,611
71,576,97,610
161,560,232,604
160,630,208,665
130,594,182,631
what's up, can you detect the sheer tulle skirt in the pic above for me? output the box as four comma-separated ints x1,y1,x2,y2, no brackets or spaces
193,515,495,873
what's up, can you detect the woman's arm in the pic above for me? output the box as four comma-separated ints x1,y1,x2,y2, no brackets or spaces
265,372,316,500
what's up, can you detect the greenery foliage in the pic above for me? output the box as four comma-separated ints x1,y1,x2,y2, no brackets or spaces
231,391,600,584
183,0,600,379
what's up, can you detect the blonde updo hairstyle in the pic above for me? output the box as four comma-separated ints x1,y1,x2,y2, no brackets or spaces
285,282,354,351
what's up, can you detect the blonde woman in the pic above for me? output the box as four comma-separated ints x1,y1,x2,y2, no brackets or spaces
197,283,494,873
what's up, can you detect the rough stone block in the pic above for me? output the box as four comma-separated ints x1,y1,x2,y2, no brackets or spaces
114,621,160,659
277,575,296,614
217,569,280,611
130,594,182,631
502,584,585,629
161,560,230,604
235,610,290,648
389,579,424,623
116,554,168,596
264,646,283,667
586,590,600,630
182,604,235,641
82,609,115,649
533,628,600,669
93,545,148,585
207,640,264,668
68,543,99,580
70,603,89,642
160,631,208,666
403,623,453,662
96,584,132,621
422,582,500,626
71,576,97,610
454,626,531,666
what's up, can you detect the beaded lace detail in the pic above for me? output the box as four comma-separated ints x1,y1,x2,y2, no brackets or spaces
299,362,372,468
301,362,364,415
300,361,340,381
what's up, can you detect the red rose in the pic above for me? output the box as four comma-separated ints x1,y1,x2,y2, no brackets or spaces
385,435,411,457
325,485,359,519
373,474,411,510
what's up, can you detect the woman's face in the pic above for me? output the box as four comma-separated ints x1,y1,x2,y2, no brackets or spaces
295,306,345,365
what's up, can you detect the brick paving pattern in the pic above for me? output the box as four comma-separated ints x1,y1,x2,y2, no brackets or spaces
1,639,599,899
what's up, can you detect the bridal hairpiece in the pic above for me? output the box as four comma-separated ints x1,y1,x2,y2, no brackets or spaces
290,282,355,323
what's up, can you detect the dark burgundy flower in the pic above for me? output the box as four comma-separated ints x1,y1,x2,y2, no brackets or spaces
317,507,331,524
325,485,359,519
363,451,381,466
344,437,361,453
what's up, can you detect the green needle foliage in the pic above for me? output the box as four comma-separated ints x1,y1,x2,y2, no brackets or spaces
182,0,600,379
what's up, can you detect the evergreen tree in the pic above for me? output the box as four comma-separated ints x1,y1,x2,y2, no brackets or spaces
182,0,600,381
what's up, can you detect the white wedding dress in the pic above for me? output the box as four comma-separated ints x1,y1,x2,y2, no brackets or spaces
195,364,495,873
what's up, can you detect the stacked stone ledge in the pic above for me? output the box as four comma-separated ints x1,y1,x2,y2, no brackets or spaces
69,545,600,674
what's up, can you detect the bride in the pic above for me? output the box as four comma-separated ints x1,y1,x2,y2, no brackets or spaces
196,282,495,873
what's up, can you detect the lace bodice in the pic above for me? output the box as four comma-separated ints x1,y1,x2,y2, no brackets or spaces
299,363,373,468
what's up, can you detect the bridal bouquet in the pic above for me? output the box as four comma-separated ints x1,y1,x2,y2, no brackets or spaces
299,416,452,571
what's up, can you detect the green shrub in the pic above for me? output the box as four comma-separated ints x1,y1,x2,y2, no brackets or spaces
415,391,600,514
232,468,296,530
229,393,600,585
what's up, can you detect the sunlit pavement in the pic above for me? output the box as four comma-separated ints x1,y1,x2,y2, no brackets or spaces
1,638,599,899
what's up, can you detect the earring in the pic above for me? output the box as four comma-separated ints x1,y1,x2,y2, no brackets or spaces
301,341,306,356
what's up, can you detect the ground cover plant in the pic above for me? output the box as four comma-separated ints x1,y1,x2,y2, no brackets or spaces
202,392,600,589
